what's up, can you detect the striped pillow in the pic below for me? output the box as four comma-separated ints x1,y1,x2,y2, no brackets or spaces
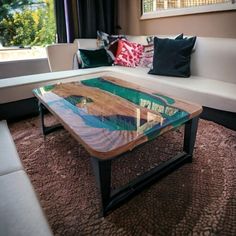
138,44,154,68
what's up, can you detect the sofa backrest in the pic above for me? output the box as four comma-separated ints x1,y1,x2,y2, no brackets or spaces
74,36,236,84
74,39,97,49
126,35,182,45
191,37,236,83
46,43,78,72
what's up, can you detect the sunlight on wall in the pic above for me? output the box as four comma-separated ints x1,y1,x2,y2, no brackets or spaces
0,47,47,61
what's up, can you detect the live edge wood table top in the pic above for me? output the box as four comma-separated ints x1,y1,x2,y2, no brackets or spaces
33,76,202,159
33,75,202,216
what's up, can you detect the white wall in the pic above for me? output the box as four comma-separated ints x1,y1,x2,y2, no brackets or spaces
0,58,50,79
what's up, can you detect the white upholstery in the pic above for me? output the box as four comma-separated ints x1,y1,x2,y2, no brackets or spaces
0,68,110,103
74,38,97,49
0,35,236,113
127,36,236,84
126,34,192,45
126,35,149,45
106,67,236,113
190,37,236,83
0,120,23,176
1,66,235,112
0,120,53,236
0,170,53,236
46,43,78,72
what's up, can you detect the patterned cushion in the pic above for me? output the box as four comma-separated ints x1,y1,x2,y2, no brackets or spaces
138,44,154,68
114,40,144,67
97,31,109,47
97,31,126,48
146,36,154,45
107,39,119,57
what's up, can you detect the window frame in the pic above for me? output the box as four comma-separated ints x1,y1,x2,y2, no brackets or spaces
141,0,236,19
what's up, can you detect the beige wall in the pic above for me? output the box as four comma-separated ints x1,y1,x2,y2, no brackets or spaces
118,0,236,38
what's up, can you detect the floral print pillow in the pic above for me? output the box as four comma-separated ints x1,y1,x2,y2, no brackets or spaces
138,44,154,68
114,39,144,67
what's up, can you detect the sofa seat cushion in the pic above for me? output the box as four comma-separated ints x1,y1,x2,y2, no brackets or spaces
107,66,236,113
0,120,23,176
0,68,112,103
0,66,235,113
0,170,53,236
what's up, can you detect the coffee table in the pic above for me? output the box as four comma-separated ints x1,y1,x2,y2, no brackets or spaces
33,76,202,216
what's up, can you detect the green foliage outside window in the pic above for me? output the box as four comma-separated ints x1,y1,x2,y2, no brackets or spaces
0,0,34,22
0,0,56,47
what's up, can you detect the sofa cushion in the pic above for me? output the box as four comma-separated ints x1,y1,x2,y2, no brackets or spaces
138,44,154,68
107,39,119,57
0,68,112,103
0,120,23,176
97,30,126,47
1,67,236,113
106,66,236,113
191,37,236,83
74,38,97,49
0,170,53,236
115,40,144,67
149,36,196,77
79,48,113,68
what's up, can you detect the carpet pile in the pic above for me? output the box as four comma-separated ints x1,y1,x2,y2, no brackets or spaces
9,116,236,236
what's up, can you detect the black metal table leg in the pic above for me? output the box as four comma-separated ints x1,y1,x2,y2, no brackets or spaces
39,102,63,135
91,116,200,216
91,158,112,217
183,116,200,162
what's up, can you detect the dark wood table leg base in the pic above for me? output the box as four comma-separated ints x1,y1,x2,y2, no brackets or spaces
91,116,200,216
39,102,63,136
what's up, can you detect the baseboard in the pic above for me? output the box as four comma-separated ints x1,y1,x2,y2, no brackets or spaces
201,106,236,131
0,98,39,122
0,99,235,131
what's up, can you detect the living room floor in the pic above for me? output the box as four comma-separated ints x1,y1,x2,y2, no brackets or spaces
9,114,236,235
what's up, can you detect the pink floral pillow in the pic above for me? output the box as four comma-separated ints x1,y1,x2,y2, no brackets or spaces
138,44,154,68
114,40,144,67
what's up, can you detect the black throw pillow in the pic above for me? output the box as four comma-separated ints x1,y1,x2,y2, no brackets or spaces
148,36,196,78
79,48,113,69
146,33,183,45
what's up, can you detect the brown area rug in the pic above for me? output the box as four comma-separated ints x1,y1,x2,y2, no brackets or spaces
9,116,236,236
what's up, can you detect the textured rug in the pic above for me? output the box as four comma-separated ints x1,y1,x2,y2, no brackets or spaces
9,116,236,236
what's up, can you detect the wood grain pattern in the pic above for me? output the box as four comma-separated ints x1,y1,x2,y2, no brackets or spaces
33,76,202,159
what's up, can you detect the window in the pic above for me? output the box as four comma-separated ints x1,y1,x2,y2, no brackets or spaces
141,0,236,18
0,0,56,61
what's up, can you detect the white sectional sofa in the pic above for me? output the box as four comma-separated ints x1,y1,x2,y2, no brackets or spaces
0,120,53,236
0,35,235,235
75,36,236,113
0,35,235,129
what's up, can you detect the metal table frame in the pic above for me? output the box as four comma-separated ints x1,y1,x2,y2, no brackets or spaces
39,102,199,216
